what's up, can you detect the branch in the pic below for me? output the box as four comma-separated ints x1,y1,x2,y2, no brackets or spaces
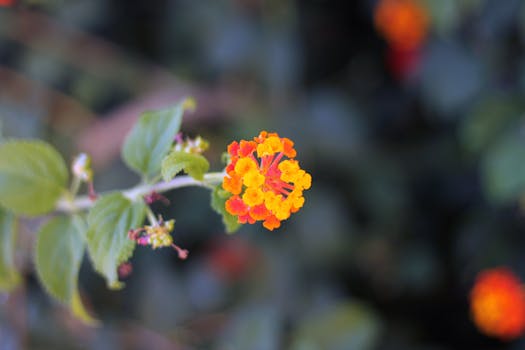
56,172,225,213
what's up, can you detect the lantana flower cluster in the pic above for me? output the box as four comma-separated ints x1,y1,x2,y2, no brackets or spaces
470,267,525,340
222,131,311,230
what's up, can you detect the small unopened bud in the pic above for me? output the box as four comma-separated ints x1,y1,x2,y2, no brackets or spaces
182,97,196,113
128,229,139,240
128,228,145,241
174,132,184,144
72,153,93,182
118,262,133,279
165,219,175,232
173,135,209,154
137,237,149,246
144,191,170,205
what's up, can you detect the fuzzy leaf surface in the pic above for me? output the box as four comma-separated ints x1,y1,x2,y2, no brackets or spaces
0,209,20,291
0,140,68,216
35,216,98,325
86,193,145,289
122,102,187,178
162,151,210,181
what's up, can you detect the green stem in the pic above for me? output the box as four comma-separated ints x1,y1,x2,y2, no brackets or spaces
145,206,158,226
56,172,225,213
69,176,82,199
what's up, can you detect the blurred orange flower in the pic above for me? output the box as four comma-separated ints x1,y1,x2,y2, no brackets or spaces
374,0,429,51
470,268,525,340
0,0,14,6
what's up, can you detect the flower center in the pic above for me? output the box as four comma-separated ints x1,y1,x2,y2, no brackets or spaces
257,153,292,197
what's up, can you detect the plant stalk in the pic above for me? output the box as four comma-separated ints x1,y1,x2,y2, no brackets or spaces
56,172,225,213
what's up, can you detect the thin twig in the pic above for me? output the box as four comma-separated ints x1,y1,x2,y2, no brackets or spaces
56,172,225,213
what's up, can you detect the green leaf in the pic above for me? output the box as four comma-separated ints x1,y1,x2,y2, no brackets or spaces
290,302,381,350
35,216,83,301
0,140,68,216
35,215,99,325
0,209,21,291
210,186,242,233
459,95,523,155
71,289,98,326
86,193,146,289
482,130,525,204
162,151,210,181
122,100,190,178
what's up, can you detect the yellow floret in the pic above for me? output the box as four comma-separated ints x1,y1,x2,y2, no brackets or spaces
296,171,312,190
256,143,273,157
242,187,265,206
266,136,284,154
289,191,305,209
278,160,300,182
278,159,299,173
243,169,265,188
274,199,292,220
234,157,258,175
264,191,283,212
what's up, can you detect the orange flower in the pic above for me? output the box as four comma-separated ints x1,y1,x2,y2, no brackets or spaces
470,267,525,340
374,0,429,51
222,131,311,230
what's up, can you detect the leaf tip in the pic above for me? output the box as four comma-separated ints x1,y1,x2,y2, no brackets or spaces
108,280,125,290
71,291,101,327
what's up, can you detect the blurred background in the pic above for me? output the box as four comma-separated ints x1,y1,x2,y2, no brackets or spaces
2,0,525,349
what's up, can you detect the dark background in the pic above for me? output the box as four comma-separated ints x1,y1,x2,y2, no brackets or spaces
2,0,525,349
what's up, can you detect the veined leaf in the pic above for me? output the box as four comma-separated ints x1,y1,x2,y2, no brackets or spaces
0,209,20,291
71,289,98,325
211,186,241,234
122,100,191,178
86,193,146,289
35,215,98,325
162,151,210,181
0,140,68,216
